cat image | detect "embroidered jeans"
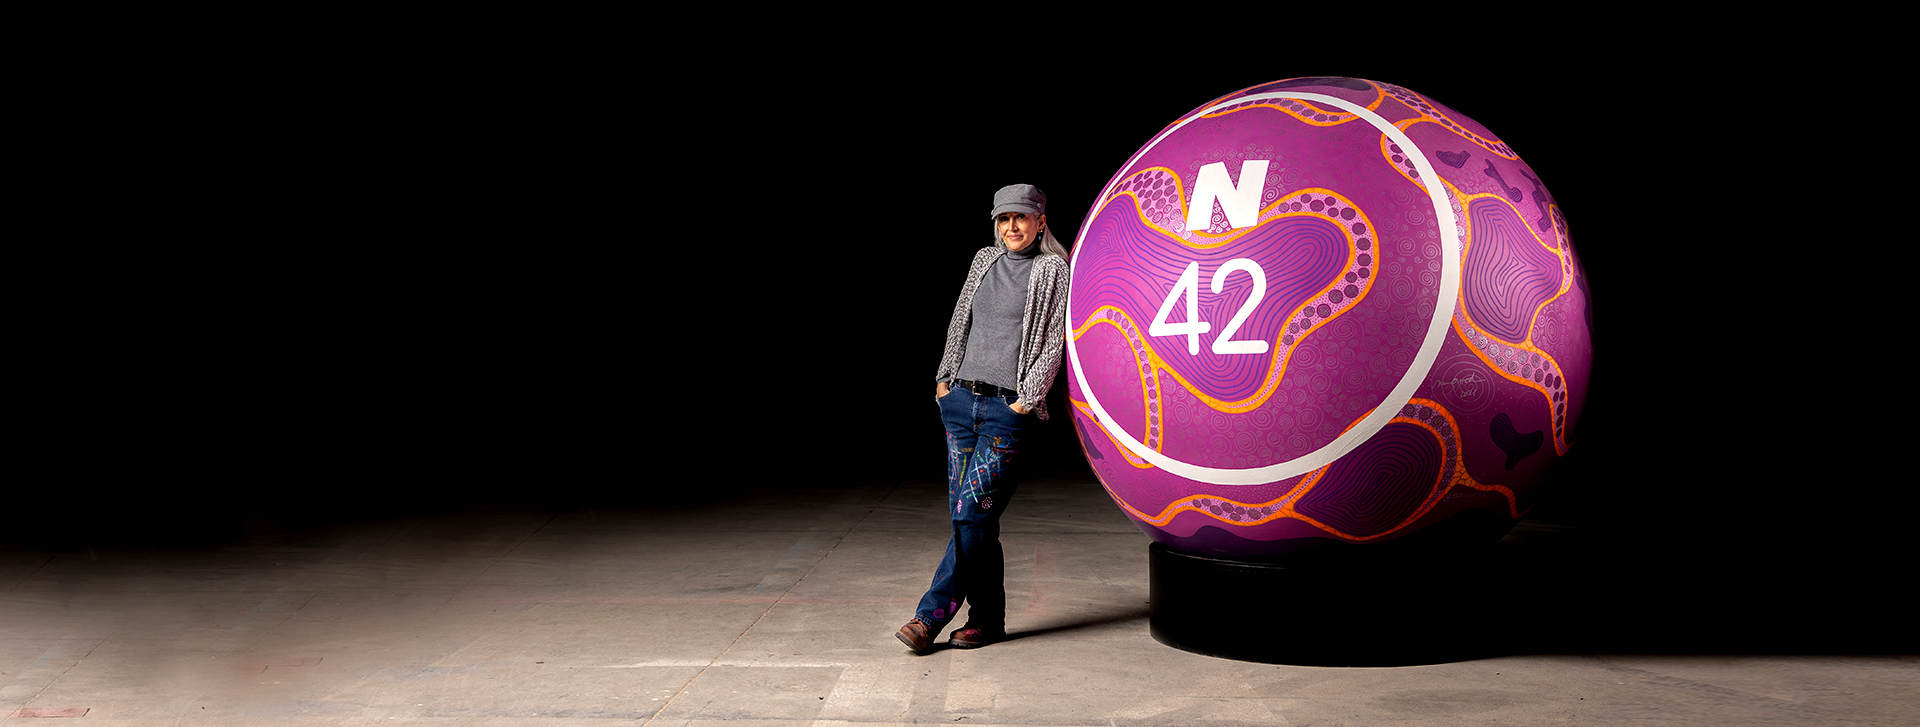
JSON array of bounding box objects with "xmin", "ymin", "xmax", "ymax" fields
[{"xmin": 914, "ymin": 387, "xmax": 1025, "ymax": 630}]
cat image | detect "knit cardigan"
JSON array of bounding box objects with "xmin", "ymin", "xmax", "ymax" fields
[{"xmin": 935, "ymin": 246, "xmax": 1071, "ymax": 421}]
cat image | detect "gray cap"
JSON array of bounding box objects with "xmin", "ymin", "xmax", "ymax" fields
[{"xmin": 990, "ymin": 184, "xmax": 1047, "ymax": 218}]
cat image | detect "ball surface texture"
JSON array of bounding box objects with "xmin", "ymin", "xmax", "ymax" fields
[{"xmin": 1067, "ymin": 77, "xmax": 1592, "ymax": 558}]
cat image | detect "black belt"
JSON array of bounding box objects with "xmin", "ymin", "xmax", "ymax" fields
[{"xmin": 952, "ymin": 379, "xmax": 1016, "ymax": 397}]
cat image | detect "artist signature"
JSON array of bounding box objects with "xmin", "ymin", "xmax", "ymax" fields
[{"xmin": 1436, "ymin": 372, "xmax": 1487, "ymax": 401}]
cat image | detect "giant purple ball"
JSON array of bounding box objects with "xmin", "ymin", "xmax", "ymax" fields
[{"xmin": 1066, "ymin": 77, "xmax": 1593, "ymax": 558}]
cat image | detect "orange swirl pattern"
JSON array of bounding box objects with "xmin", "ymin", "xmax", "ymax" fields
[
  {"xmin": 1073, "ymin": 309, "xmax": 1161, "ymax": 463},
  {"xmin": 1073, "ymin": 172, "xmax": 1383, "ymax": 451},
  {"xmin": 1071, "ymin": 397, "xmax": 1154, "ymax": 469},
  {"xmin": 1450, "ymin": 191, "xmax": 1578, "ymax": 455},
  {"xmin": 1381, "ymin": 82, "xmax": 1517, "ymax": 160},
  {"xmin": 1099, "ymin": 398, "xmax": 1518, "ymax": 541},
  {"xmin": 1065, "ymin": 76, "xmax": 1589, "ymax": 557},
  {"xmin": 1373, "ymin": 131, "xmax": 1578, "ymax": 456}
]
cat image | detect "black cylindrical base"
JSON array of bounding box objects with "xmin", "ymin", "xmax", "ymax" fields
[{"xmin": 1149, "ymin": 542, "xmax": 1498, "ymax": 666}]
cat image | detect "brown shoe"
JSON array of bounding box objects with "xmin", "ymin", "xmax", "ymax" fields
[
  {"xmin": 896, "ymin": 618, "xmax": 936, "ymax": 654},
  {"xmin": 948, "ymin": 623, "xmax": 1004, "ymax": 649}
]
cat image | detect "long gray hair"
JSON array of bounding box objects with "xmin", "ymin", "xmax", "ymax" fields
[{"xmin": 993, "ymin": 218, "xmax": 1072, "ymax": 262}]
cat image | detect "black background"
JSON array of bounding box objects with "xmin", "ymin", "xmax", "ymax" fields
[{"xmin": 18, "ymin": 34, "xmax": 1892, "ymax": 580}]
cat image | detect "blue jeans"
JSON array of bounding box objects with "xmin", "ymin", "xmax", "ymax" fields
[{"xmin": 914, "ymin": 386, "xmax": 1026, "ymax": 630}]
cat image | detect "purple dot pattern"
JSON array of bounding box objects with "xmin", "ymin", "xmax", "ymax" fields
[
  {"xmin": 1205, "ymin": 96, "xmax": 1360, "ymax": 128},
  {"xmin": 1186, "ymin": 497, "xmax": 1280, "ymax": 523},
  {"xmin": 1087, "ymin": 170, "xmax": 1383, "ymax": 448},
  {"xmin": 1157, "ymin": 398, "xmax": 1515, "ymax": 539},
  {"xmin": 1379, "ymin": 82, "xmax": 1516, "ymax": 159},
  {"xmin": 1068, "ymin": 77, "xmax": 1590, "ymax": 556},
  {"xmin": 1452, "ymin": 195, "xmax": 1579, "ymax": 455},
  {"xmin": 1083, "ymin": 306, "xmax": 1164, "ymax": 456},
  {"xmin": 1455, "ymin": 294, "xmax": 1574, "ymax": 455}
]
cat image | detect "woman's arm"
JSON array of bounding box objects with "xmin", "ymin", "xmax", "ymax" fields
[{"xmin": 1015, "ymin": 256, "xmax": 1072, "ymax": 420}]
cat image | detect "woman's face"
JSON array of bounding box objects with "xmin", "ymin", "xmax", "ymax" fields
[{"xmin": 997, "ymin": 211, "xmax": 1045, "ymax": 252}]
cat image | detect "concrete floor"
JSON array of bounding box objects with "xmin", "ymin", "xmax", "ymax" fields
[{"xmin": 2, "ymin": 473, "xmax": 1913, "ymax": 725}]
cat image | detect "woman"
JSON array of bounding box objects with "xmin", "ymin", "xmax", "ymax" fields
[{"xmin": 897, "ymin": 183, "xmax": 1072, "ymax": 654}]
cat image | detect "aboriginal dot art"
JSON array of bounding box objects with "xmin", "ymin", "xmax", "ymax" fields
[{"xmin": 1066, "ymin": 77, "xmax": 1592, "ymax": 557}]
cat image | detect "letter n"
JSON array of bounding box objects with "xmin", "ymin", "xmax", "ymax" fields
[{"xmin": 1184, "ymin": 160, "xmax": 1270, "ymax": 231}]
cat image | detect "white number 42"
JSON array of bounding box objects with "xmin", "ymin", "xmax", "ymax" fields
[{"xmin": 1148, "ymin": 259, "xmax": 1270, "ymax": 356}]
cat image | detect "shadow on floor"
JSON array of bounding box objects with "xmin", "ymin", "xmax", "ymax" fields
[{"xmin": 905, "ymin": 607, "xmax": 1154, "ymax": 656}]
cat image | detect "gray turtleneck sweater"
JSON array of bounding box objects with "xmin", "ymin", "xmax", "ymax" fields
[
  {"xmin": 935, "ymin": 244, "xmax": 1071, "ymax": 420},
  {"xmin": 954, "ymin": 243, "xmax": 1039, "ymax": 391}
]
